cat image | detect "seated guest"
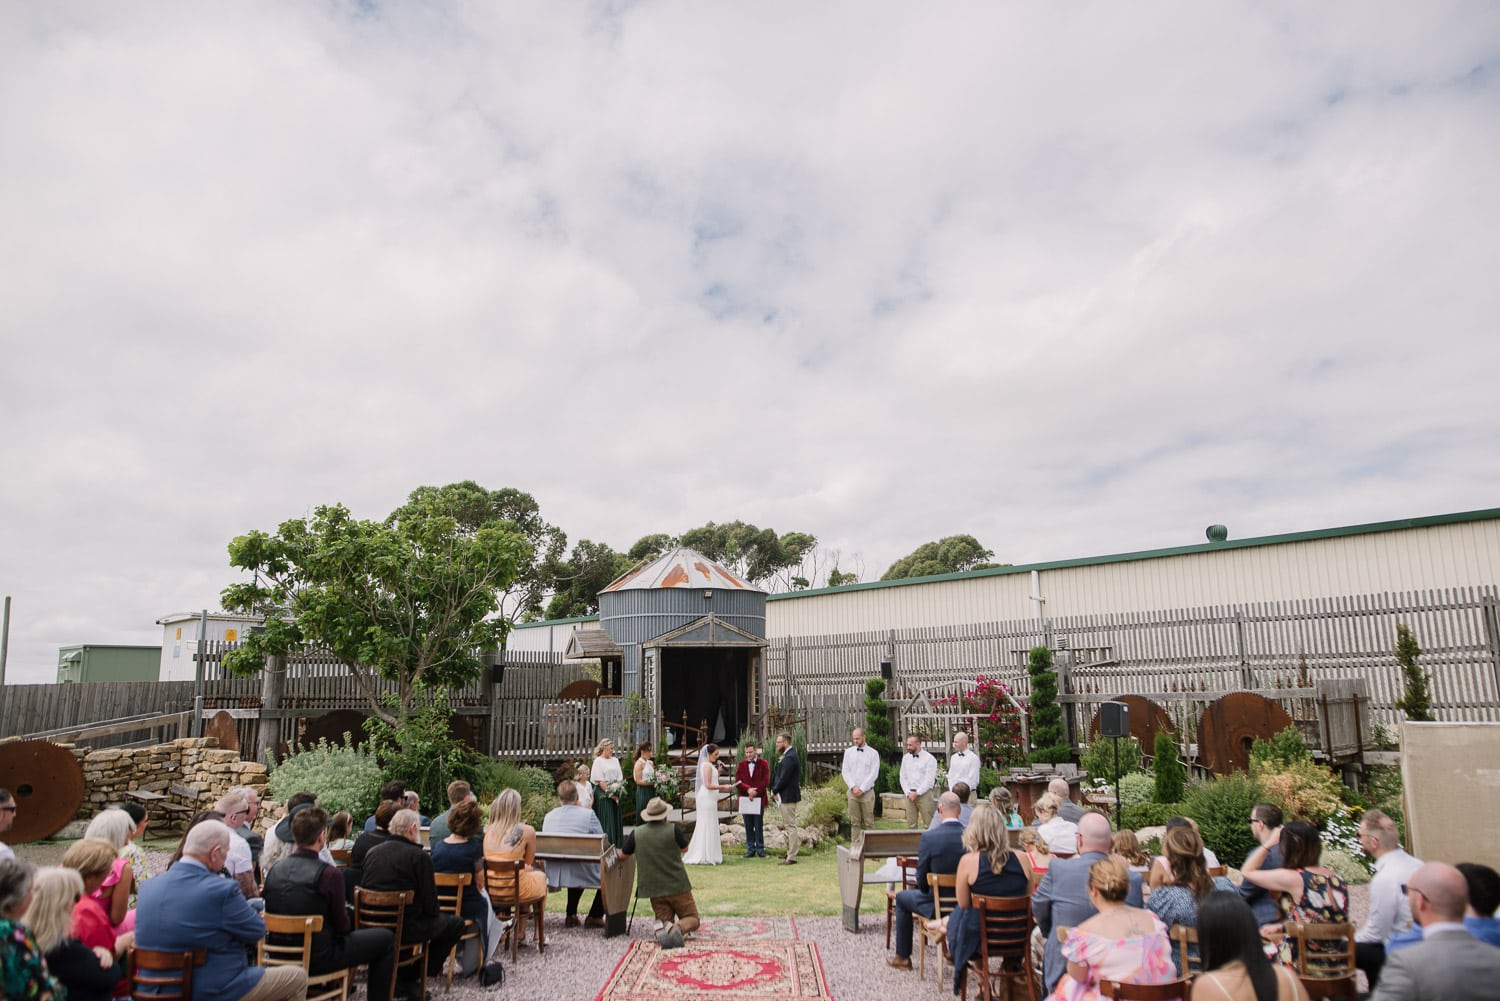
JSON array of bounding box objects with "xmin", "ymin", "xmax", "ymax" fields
[
  {"xmin": 1035, "ymin": 793, "xmax": 1080, "ymax": 856},
  {"xmin": 27, "ymin": 866, "xmax": 127, "ymax": 1001},
  {"xmin": 364, "ymin": 781, "xmax": 406, "ymax": 832},
  {"xmin": 1371, "ymin": 861, "xmax": 1500, "ymax": 1001},
  {"xmin": 166, "ymin": 810, "xmax": 226, "ymax": 869},
  {"xmin": 1387, "ymin": 861, "xmax": 1500, "ymax": 954},
  {"xmin": 260, "ymin": 792, "xmax": 335, "ymax": 874},
  {"xmin": 482, "ymin": 789, "xmax": 546, "ymax": 902},
  {"xmin": 886, "ymin": 791, "xmax": 966, "ymax": 972},
  {"xmin": 1112, "ymin": 829, "xmax": 1150, "ymax": 875},
  {"xmin": 1149, "ymin": 816, "xmax": 1221, "ymax": 891},
  {"xmin": 361, "ymin": 808, "xmax": 466, "ymax": 1001},
  {"xmin": 226, "ymin": 786, "xmax": 264, "ymax": 866},
  {"xmin": 136, "ymin": 819, "xmax": 307, "ymax": 1001},
  {"xmin": 1147, "ymin": 825, "xmax": 1235, "ymax": 974},
  {"xmin": 1353, "ymin": 809, "xmax": 1422, "ymax": 992},
  {"xmin": 212, "ymin": 792, "xmax": 261, "ymax": 906},
  {"xmin": 946, "ymin": 803, "xmax": 1035, "ymax": 992},
  {"xmin": 402, "ymin": 792, "xmax": 431, "ymax": 828},
  {"xmin": 60, "ymin": 839, "xmax": 128, "ymax": 973},
  {"xmin": 1045, "ymin": 857, "xmax": 1174, "ymax": 1001},
  {"xmin": 1034, "ymin": 812, "xmax": 1146, "ymax": 994},
  {"xmin": 1021, "ymin": 828, "xmax": 1052, "ymax": 889},
  {"xmin": 1240, "ymin": 819, "xmax": 1348, "ymax": 967},
  {"xmin": 326, "ymin": 812, "xmax": 356, "ymax": 852},
  {"xmin": 1191, "ymin": 891, "xmax": 1309, "ymax": 1001},
  {"xmin": 262, "ymin": 805, "xmax": 396, "ymax": 1001},
  {"xmin": 428, "ymin": 781, "xmax": 477, "ymax": 844},
  {"xmin": 989, "ymin": 786, "xmax": 1023, "ymax": 829},
  {"xmin": 1240, "ymin": 803, "xmax": 1285, "ymax": 925},
  {"xmin": 119, "ymin": 803, "xmax": 157, "ymax": 886},
  {"xmin": 928, "ymin": 783, "xmax": 975, "ymax": 829},
  {"xmin": 432, "ymin": 798, "xmax": 507, "ymax": 976},
  {"xmin": 349, "ymin": 799, "xmax": 402, "ymax": 882},
  {"xmin": 0, "ymin": 858, "xmax": 66, "ymax": 1000},
  {"xmin": 82, "ymin": 809, "xmax": 137, "ymax": 934},
  {"xmin": 541, "ymin": 780, "xmax": 607, "ymax": 928}
]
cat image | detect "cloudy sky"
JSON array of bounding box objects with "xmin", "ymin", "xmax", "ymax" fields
[{"xmin": 2, "ymin": 3, "xmax": 1498, "ymax": 684}]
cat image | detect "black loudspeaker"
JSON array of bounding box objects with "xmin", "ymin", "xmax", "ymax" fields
[
  {"xmin": 880, "ymin": 659, "xmax": 893, "ymax": 680},
  {"xmin": 1099, "ymin": 701, "xmax": 1129, "ymax": 738},
  {"xmin": 490, "ymin": 663, "xmax": 506, "ymax": 685}
]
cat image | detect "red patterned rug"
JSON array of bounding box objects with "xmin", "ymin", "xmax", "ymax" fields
[
  {"xmin": 596, "ymin": 940, "xmax": 833, "ymax": 1001},
  {"xmin": 692, "ymin": 916, "xmax": 798, "ymax": 941}
]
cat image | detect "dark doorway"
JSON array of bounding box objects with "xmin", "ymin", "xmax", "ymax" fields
[{"xmin": 659, "ymin": 647, "xmax": 751, "ymax": 747}]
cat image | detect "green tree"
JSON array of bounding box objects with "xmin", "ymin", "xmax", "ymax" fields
[
  {"xmin": 880, "ymin": 535, "xmax": 1005, "ymax": 580},
  {"xmin": 221, "ymin": 491, "xmax": 528, "ymax": 726},
  {"xmin": 1153, "ymin": 729, "xmax": 1187, "ymax": 804},
  {"xmin": 863, "ymin": 677, "xmax": 898, "ymax": 763},
  {"xmin": 827, "ymin": 567, "xmax": 861, "ymax": 587},
  {"xmin": 1027, "ymin": 646, "xmax": 1070, "ymax": 763},
  {"xmin": 1392, "ymin": 623, "xmax": 1434, "ymax": 721},
  {"xmin": 544, "ymin": 539, "xmax": 632, "ymax": 618},
  {"xmin": 678, "ymin": 520, "xmax": 818, "ymax": 589},
  {"xmin": 626, "ymin": 533, "xmax": 675, "ymax": 563}
]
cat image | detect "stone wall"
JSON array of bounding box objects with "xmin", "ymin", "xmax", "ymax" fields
[{"xmin": 72, "ymin": 737, "xmax": 272, "ymax": 834}]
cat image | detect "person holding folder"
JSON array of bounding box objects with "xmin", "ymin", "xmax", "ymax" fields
[{"xmin": 735, "ymin": 741, "xmax": 771, "ymax": 858}]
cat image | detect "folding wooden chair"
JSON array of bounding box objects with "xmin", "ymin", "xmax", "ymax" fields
[
  {"xmin": 885, "ymin": 855, "xmax": 920, "ymax": 950},
  {"xmin": 918, "ymin": 872, "xmax": 959, "ymax": 983},
  {"xmin": 1100, "ymin": 979, "xmax": 1193, "ymax": 1000},
  {"xmin": 353, "ymin": 887, "xmax": 426, "ymax": 1001},
  {"xmin": 484, "ymin": 856, "xmax": 546, "ymax": 961},
  {"xmin": 1168, "ymin": 923, "xmax": 1202, "ymax": 976},
  {"xmin": 329, "ymin": 849, "xmax": 352, "ymax": 868},
  {"xmin": 1284, "ymin": 920, "xmax": 1358, "ymax": 1000},
  {"xmin": 961, "ymin": 894, "xmax": 1036, "ymax": 1001},
  {"xmin": 127, "ymin": 947, "xmax": 204, "ymax": 1001},
  {"xmin": 1207, "ymin": 865, "xmax": 1229, "ymax": 879},
  {"xmin": 433, "ymin": 871, "xmax": 483, "ymax": 991},
  {"xmin": 259, "ymin": 913, "xmax": 350, "ymax": 1001}
]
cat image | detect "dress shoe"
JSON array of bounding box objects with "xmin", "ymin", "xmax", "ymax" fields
[
  {"xmin": 584, "ymin": 916, "xmax": 606, "ymax": 929},
  {"xmin": 779, "ymin": 858, "xmax": 797, "ymax": 865},
  {"xmin": 742, "ymin": 851, "xmax": 756, "ymax": 858},
  {"xmin": 886, "ymin": 956, "xmax": 912, "ymax": 971},
  {"xmin": 756, "ymin": 851, "xmax": 768, "ymax": 857},
  {"xmin": 564, "ymin": 915, "xmax": 581, "ymax": 928}
]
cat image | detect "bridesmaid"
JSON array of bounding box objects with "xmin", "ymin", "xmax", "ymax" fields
[
  {"xmin": 590, "ymin": 739, "xmax": 624, "ymax": 848},
  {"xmin": 633, "ymin": 742, "xmax": 658, "ymax": 820}
]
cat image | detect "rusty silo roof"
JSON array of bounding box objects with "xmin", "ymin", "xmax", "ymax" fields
[{"xmin": 601, "ymin": 547, "xmax": 762, "ymax": 593}]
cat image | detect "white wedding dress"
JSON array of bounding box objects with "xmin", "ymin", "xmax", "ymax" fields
[{"xmin": 684, "ymin": 759, "xmax": 722, "ymax": 865}]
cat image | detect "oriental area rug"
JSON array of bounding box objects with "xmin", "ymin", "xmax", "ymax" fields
[
  {"xmin": 692, "ymin": 917, "xmax": 799, "ymax": 941},
  {"xmin": 596, "ymin": 940, "xmax": 833, "ymax": 1001}
]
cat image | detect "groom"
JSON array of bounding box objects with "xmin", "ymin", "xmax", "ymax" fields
[{"xmin": 735, "ymin": 741, "xmax": 771, "ymax": 858}]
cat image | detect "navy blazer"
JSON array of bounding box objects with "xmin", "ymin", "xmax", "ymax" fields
[
  {"xmin": 771, "ymin": 747, "xmax": 801, "ymax": 803},
  {"xmin": 914, "ymin": 819, "xmax": 967, "ymax": 901},
  {"xmin": 136, "ymin": 858, "xmax": 267, "ymax": 1001}
]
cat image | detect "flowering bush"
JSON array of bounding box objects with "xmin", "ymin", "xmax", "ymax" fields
[
  {"xmin": 268, "ymin": 736, "xmax": 384, "ymax": 820},
  {"xmin": 1254, "ymin": 758, "xmax": 1344, "ymax": 826},
  {"xmin": 932, "ymin": 674, "xmax": 1026, "ymax": 769}
]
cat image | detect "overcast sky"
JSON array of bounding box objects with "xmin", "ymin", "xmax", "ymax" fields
[{"xmin": 3, "ymin": 3, "xmax": 1498, "ymax": 684}]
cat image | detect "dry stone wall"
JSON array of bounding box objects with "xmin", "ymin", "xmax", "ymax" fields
[{"xmin": 72, "ymin": 736, "xmax": 278, "ymax": 835}]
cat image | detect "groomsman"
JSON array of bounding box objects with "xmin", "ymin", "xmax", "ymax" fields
[
  {"xmin": 770, "ymin": 732, "xmax": 802, "ymax": 865},
  {"xmin": 899, "ymin": 734, "xmax": 938, "ymax": 829},
  {"xmin": 735, "ymin": 741, "xmax": 771, "ymax": 858},
  {"xmin": 947, "ymin": 732, "xmax": 981, "ymax": 804}
]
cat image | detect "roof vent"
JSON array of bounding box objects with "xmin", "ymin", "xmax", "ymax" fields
[{"xmin": 1206, "ymin": 524, "xmax": 1229, "ymax": 543}]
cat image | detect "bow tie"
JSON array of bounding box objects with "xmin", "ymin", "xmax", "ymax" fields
[{"xmin": 856, "ymin": 747, "xmax": 865, "ymax": 752}]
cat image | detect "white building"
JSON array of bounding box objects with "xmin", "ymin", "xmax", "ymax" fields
[{"xmin": 155, "ymin": 611, "xmax": 264, "ymax": 681}]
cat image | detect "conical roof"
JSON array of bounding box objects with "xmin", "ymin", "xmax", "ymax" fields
[{"xmin": 602, "ymin": 547, "xmax": 761, "ymax": 593}]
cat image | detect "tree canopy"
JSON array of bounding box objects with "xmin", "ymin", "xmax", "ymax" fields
[
  {"xmin": 880, "ymin": 534, "xmax": 1003, "ymax": 580},
  {"xmin": 220, "ymin": 487, "xmax": 530, "ymax": 725},
  {"xmin": 544, "ymin": 539, "xmax": 634, "ymax": 619}
]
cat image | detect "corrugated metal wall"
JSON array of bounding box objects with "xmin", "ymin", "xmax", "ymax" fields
[{"xmin": 598, "ymin": 587, "xmax": 767, "ymax": 696}]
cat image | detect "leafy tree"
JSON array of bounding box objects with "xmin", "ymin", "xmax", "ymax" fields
[
  {"xmin": 363, "ymin": 685, "xmax": 480, "ymax": 810},
  {"xmin": 1392, "ymin": 623, "xmax": 1434, "ymax": 721},
  {"xmin": 881, "ymin": 534, "xmax": 1005, "ymax": 580},
  {"xmin": 863, "ymin": 676, "xmax": 898, "ymax": 764},
  {"xmin": 221, "ymin": 490, "xmax": 528, "ymax": 726},
  {"xmin": 1027, "ymin": 646, "xmax": 1070, "ymax": 763},
  {"xmin": 678, "ymin": 520, "xmax": 818, "ymax": 589},
  {"xmin": 626, "ymin": 533, "xmax": 674, "ymax": 563},
  {"xmin": 544, "ymin": 539, "xmax": 632, "ymax": 618},
  {"xmin": 1153, "ymin": 730, "xmax": 1187, "ymax": 804},
  {"xmin": 827, "ymin": 566, "xmax": 861, "ymax": 587},
  {"xmin": 1080, "ymin": 734, "xmax": 1143, "ymax": 785}
]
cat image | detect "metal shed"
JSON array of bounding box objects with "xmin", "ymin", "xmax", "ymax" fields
[{"xmin": 597, "ymin": 547, "xmax": 768, "ymax": 747}]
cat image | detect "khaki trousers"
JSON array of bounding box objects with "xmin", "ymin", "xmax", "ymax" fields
[
  {"xmin": 847, "ymin": 788, "xmax": 876, "ymax": 840},
  {"xmin": 236, "ymin": 965, "xmax": 308, "ymax": 1001},
  {"xmin": 906, "ymin": 790, "xmax": 935, "ymax": 829},
  {"xmin": 778, "ymin": 800, "xmax": 800, "ymax": 861}
]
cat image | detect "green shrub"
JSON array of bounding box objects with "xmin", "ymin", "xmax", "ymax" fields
[
  {"xmin": 978, "ymin": 766, "xmax": 1002, "ymax": 798},
  {"xmin": 519, "ymin": 791, "xmax": 555, "ymax": 828},
  {"xmin": 1027, "ymin": 646, "xmax": 1071, "ymax": 763},
  {"xmin": 1153, "ymin": 731, "xmax": 1186, "ymax": 804},
  {"xmin": 1080, "ymin": 736, "xmax": 1143, "ymax": 785},
  {"xmin": 879, "ymin": 762, "xmax": 900, "ymax": 801},
  {"xmin": 799, "ymin": 782, "xmax": 848, "ymax": 832},
  {"xmin": 1119, "ymin": 772, "xmax": 1155, "ymax": 812},
  {"xmin": 1322, "ymin": 846, "xmax": 1372, "ymax": 885},
  {"xmin": 1184, "ymin": 772, "xmax": 1263, "ymax": 864},
  {"xmin": 363, "ymin": 687, "xmax": 481, "ymax": 812},
  {"xmin": 268, "ymin": 736, "xmax": 384, "ymax": 820},
  {"xmin": 1392, "ymin": 623, "xmax": 1434, "ymax": 721},
  {"xmin": 1249, "ymin": 726, "xmax": 1312, "ymax": 772},
  {"xmin": 1255, "ymin": 758, "xmax": 1344, "ymax": 826},
  {"xmin": 1122, "ymin": 801, "xmax": 1185, "ymax": 830},
  {"xmin": 864, "ymin": 677, "xmax": 898, "ymax": 762},
  {"xmin": 472, "ymin": 759, "xmax": 554, "ymax": 799}
]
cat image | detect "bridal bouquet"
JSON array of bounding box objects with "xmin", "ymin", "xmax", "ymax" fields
[{"xmin": 603, "ymin": 779, "xmax": 626, "ymax": 802}]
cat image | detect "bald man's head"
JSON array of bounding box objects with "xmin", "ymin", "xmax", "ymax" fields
[
  {"xmin": 1078, "ymin": 811, "xmax": 1113, "ymax": 853},
  {"xmin": 1409, "ymin": 862, "xmax": 1469, "ymax": 924},
  {"xmin": 1047, "ymin": 777, "xmax": 1071, "ymax": 799},
  {"xmin": 937, "ymin": 792, "xmax": 962, "ymax": 818}
]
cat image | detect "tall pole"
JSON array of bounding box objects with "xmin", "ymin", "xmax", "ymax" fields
[
  {"xmin": 192, "ymin": 609, "xmax": 208, "ymax": 738},
  {"xmin": 0, "ymin": 596, "xmax": 11, "ymax": 732},
  {"xmin": 1113, "ymin": 735, "xmax": 1122, "ymax": 829}
]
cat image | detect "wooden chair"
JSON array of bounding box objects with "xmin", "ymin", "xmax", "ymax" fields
[
  {"xmin": 353, "ymin": 887, "xmax": 426, "ymax": 1001},
  {"xmin": 433, "ymin": 871, "xmax": 483, "ymax": 992},
  {"xmin": 1284, "ymin": 920, "xmax": 1358, "ymax": 1000},
  {"xmin": 1168, "ymin": 924, "xmax": 1202, "ymax": 976},
  {"xmin": 1100, "ymin": 979, "xmax": 1193, "ymax": 1000},
  {"xmin": 885, "ymin": 855, "xmax": 920, "ymax": 950},
  {"xmin": 918, "ymin": 873, "xmax": 959, "ymax": 983},
  {"xmin": 127, "ymin": 947, "xmax": 204, "ymax": 1001},
  {"xmin": 329, "ymin": 849, "xmax": 352, "ymax": 868},
  {"xmin": 259, "ymin": 913, "xmax": 350, "ymax": 1001},
  {"xmin": 484, "ymin": 856, "xmax": 546, "ymax": 961},
  {"xmin": 1207, "ymin": 865, "xmax": 1229, "ymax": 879},
  {"xmin": 957, "ymin": 894, "xmax": 1037, "ymax": 1001}
]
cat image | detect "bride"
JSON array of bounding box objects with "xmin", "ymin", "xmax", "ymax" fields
[{"xmin": 684, "ymin": 743, "xmax": 725, "ymax": 865}]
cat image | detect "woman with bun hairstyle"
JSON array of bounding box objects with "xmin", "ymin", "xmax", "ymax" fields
[
  {"xmin": 1190, "ymin": 891, "xmax": 1309, "ymax": 1001},
  {"xmin": 1044, "ymin": 857, "xmax": 1175, "ymax": 1001}
]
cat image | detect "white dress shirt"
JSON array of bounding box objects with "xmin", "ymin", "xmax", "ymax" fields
[
  {"xmin": 842, "ymin": 744, "xmax": 881, "ymax": 794},
  {"xmin": 1359, "ymin": 847, "xmax": 1423, "ymax": 944},
  {"xmin": 900, "ymin": 749, "xmax": 938, "ymax": 796},
  {"xmin": 947, "ymin": 749, "xmax": 981, "ymax": 791}
]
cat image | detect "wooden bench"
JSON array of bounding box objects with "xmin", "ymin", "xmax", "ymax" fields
[
  {"xmin": 837, "ymin": 829, "xmax": 924, "ymax": 932},
  {"xmin": 534, "ymin": 833, "xmax": 637, "ymax": 938}
]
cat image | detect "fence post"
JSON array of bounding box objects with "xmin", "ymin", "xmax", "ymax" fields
[{"xmin": 256, "ymin": 653, "xmax": 285, "ymax": 764}]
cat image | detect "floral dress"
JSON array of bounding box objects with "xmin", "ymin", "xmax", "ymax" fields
[
  {"xmin": 0, "ymin": 919, "xmax": 64, "ymax": 1000},
  {"xmin": 1044, "ymin": 915, "xmax": 1177, "ymax": 1001},
  {"xmin": 1278, "ymin": 869, "xmax": 1350, "ymax": 967}
]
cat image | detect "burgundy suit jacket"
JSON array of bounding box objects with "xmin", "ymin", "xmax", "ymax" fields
[{"xmin": 735, "ymin": 757, "xmax": 770, "ymax": 799}]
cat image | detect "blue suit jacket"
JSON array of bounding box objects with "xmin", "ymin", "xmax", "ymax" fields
[
  {"xmin": 771, "ymin": 748, "xmax": 801, "ymax": 803},
  {"xmin": 915, "ymin": 819, "xmax": 967, "ymax": 902},
  {"xmin": 1033, "ymin": 850, "xmax": 1145, "ymax": 992},
  {"xmin": 135, "ymin": 858, "xmax": 266, "ymax": 1001}
]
